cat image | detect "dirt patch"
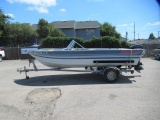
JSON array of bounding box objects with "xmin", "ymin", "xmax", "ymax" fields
[
  {"xmin": 0, "ymin": 103, "xmax": 26, "ymax": 120},
  {"xmin": 24, "ymin": 88, "xmax": 61, "ymax": 120},
  {"xmin": 0, "ymin": 88, "xmax": 61, "ymax": 120},
  {"xmin": 108, "ymin": 94, "xmax": 118, "ymax": 100},
  {"xmin": 25, "ymin": 88, "xmax": 61, "ymax": 104}
]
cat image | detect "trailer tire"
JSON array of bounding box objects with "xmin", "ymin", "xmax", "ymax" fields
[
  {"xmin": 103, "ymin": 68, "xmax": 119, "ymax": 83},
  {"xmin": 0, "ymin": 55, "xmax": 2, "ymax": 62}
]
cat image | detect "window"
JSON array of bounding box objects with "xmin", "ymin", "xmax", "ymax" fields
[{"xmin": 86, "ymin": 29, "xmax": 94, "ymax": 36}]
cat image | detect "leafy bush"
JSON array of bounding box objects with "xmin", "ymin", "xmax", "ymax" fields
[
  {"xmin": 41, "ymin": 36, "xmax": 130, "ymax": 48},
  {"xmin": 101, "ymin": 36, "xmax": 121, "ymax": 48},
  {"xmin": 120, "ymin": 40, "xmax": 130, "ymax": 48},
  {"xmin": 42, "ymin": 37, "xmax": 84, "ymax": 48}
]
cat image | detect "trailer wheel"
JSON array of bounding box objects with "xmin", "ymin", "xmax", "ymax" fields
[{"xmin": 103, "ymin": 68, "xmax": 119, "ymax": 83}]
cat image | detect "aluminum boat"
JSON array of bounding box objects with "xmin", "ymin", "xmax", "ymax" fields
[{"xmin": 29, "ymin": 40, "xmax": 145, "ymax": 68}]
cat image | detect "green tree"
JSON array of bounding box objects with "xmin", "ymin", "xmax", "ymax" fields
[
  {"xmin": 0, "ymin": 9, "xmax": 10, "ymax": 46},
  {"xmin": 100, "ymin": 22, "xmax": 121, "ymax": 39},
  {"xmin": 49, "ymin": 27, "xmax": 65, "ymax": 37},
  {"xmin": 37, "ymin": 19, "xmax": 50, "ymax": 39},
  {"xmin": 148, "ymin": 33, "xmax": 155, "ymax": 39},
  {"xmin": 37, "ymin": 19, "xmax": 65, "ymax": 39},
  {"xmin": 5, "ymin": 23, "xmax": 36, "ymax": 46}
]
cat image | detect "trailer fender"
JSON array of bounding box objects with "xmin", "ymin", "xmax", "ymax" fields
[{"xmin": 102, "ymin": 67, "xmax": 120, "ymax": 75}]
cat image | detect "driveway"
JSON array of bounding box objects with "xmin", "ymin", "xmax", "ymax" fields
[{"xmin": 0, "ymin": 58, "xmax": 160, "ymax": 120}]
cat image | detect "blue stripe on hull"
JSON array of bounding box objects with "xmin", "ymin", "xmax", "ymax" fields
[{"xmin": 31, "ymin": 54, "xmax": 140, "ymax": 59}]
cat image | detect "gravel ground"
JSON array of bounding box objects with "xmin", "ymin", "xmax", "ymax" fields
[{"xmin": 0, "ymin": 58, "xmax": 160, "ymax": 120}]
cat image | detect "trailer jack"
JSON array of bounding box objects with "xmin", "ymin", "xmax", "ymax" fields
[{"xmin": 17, "ymin": 59, "xmax": 38, "ymax": 79}]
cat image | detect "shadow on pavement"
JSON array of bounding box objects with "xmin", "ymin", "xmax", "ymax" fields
[
  {"xmin": 14, "ymin": 73, "xmax": 141, "ymax": 86},
  {"xmin": 150, "ymin": 58, "xmax": 160, "ymax": 61}
]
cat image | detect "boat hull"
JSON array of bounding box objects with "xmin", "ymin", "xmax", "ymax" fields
[{"xmin": 30, "ymin": 49, "xmax": 144, "ymax": 67}]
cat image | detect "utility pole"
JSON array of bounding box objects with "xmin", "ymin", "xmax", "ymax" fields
[
  {"xmin": 134, "ymin": 22, "xmax": 135, "ymax": 40},
  {"xmin": 126, "ymin": 32, "xmax": 128, "ymax": 41},
  {"xmin": 158, "ymin": 31, "xmax": 160, "ymax": 38},
  {"xmin": 138, "ymin": 33, "xmax": 139, "ymax": 40}
]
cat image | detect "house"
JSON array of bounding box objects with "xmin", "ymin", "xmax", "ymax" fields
[
  {"xmin": 51, "ymin": 20, "xmax": 100, "ymax": 40},
  {"xmin": 129, "ymin": 38, "xmax": 160, "ymax": 45},
  {"xmin": 50, "ymin": 20, "xmax": 75, "ymax": 38},
  {"xmin": 75, "ymin": 21, "xmax": 100, "ymax": 40},
  {"xmin": 120, "ymin": 37, "xmax": 127, "ymax": 41}
]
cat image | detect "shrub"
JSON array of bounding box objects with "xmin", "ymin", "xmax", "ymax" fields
[
  {"xmin": 42, "ymin": 37, "xmax": 84, "ymax": 48},
  {"xmin": 41, "ymin": 36, "xmax": 130, "ymax": 48}
]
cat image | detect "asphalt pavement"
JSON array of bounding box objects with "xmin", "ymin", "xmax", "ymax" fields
[{"xmin": 0, "ymin": 58, "xmax": 160, "ymax": 120}]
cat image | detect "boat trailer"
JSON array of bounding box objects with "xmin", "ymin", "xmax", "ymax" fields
[{"xmin": 17, "ymin": 59, "xmax": 143, "ymax": 83}]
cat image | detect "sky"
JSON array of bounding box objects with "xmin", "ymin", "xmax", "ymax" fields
[{"xmin": 1, "ymin": 0, "xmax": 160, "ymax": 40}]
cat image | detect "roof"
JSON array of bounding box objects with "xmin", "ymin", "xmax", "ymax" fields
[
  {"xmin": 129, "ymin": 38, "xmax": 160, "ymax": 45},
  {"xmin": 129, "ymin": 40, "xmax": 146, "ymax": 44},
  {"xmin": 32, "ymin": 20, "xmax": 100, "ymax": 30},
  {"xmin": 75, "ymin": 21, "xmax": 100, "ymax": 29},
  {"xmin": 144, "ymin": 40, "xmax": 160, "ymax": 44},
  {"xmin": 120, "ymin": 37, "xmax": 127, "ymax": 40},
  {"xmin": 50, "ymin": 20, "xmax": 100, "ymax": 29},
  {"xmin": 51, "ymin": 20, "xmax": 75, "ymax": 29}
]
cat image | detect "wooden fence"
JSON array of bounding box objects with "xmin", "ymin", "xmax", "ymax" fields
[
  {"xmin": 2, "ymin": 44, "xmax": 160, "ymax": 60},
  {"xmin": 3, "ymin": 47, "xmax": 33, "ymax": 60}
]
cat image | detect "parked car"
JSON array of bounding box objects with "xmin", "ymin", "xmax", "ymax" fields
[
  {"xmin": 30, "ymin": 43, "xmax": 39, "ymax": 48},
  {"xmin": 129, "ymin": 44, "xmax": 143, "ymax": 49},
  {"xmin": 152, "ymin": 46, "xmax": 160, "ymax": 60},
  {"xmin": 0, "ymin": 47, "xmax": 5, "ymax": 62}
]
